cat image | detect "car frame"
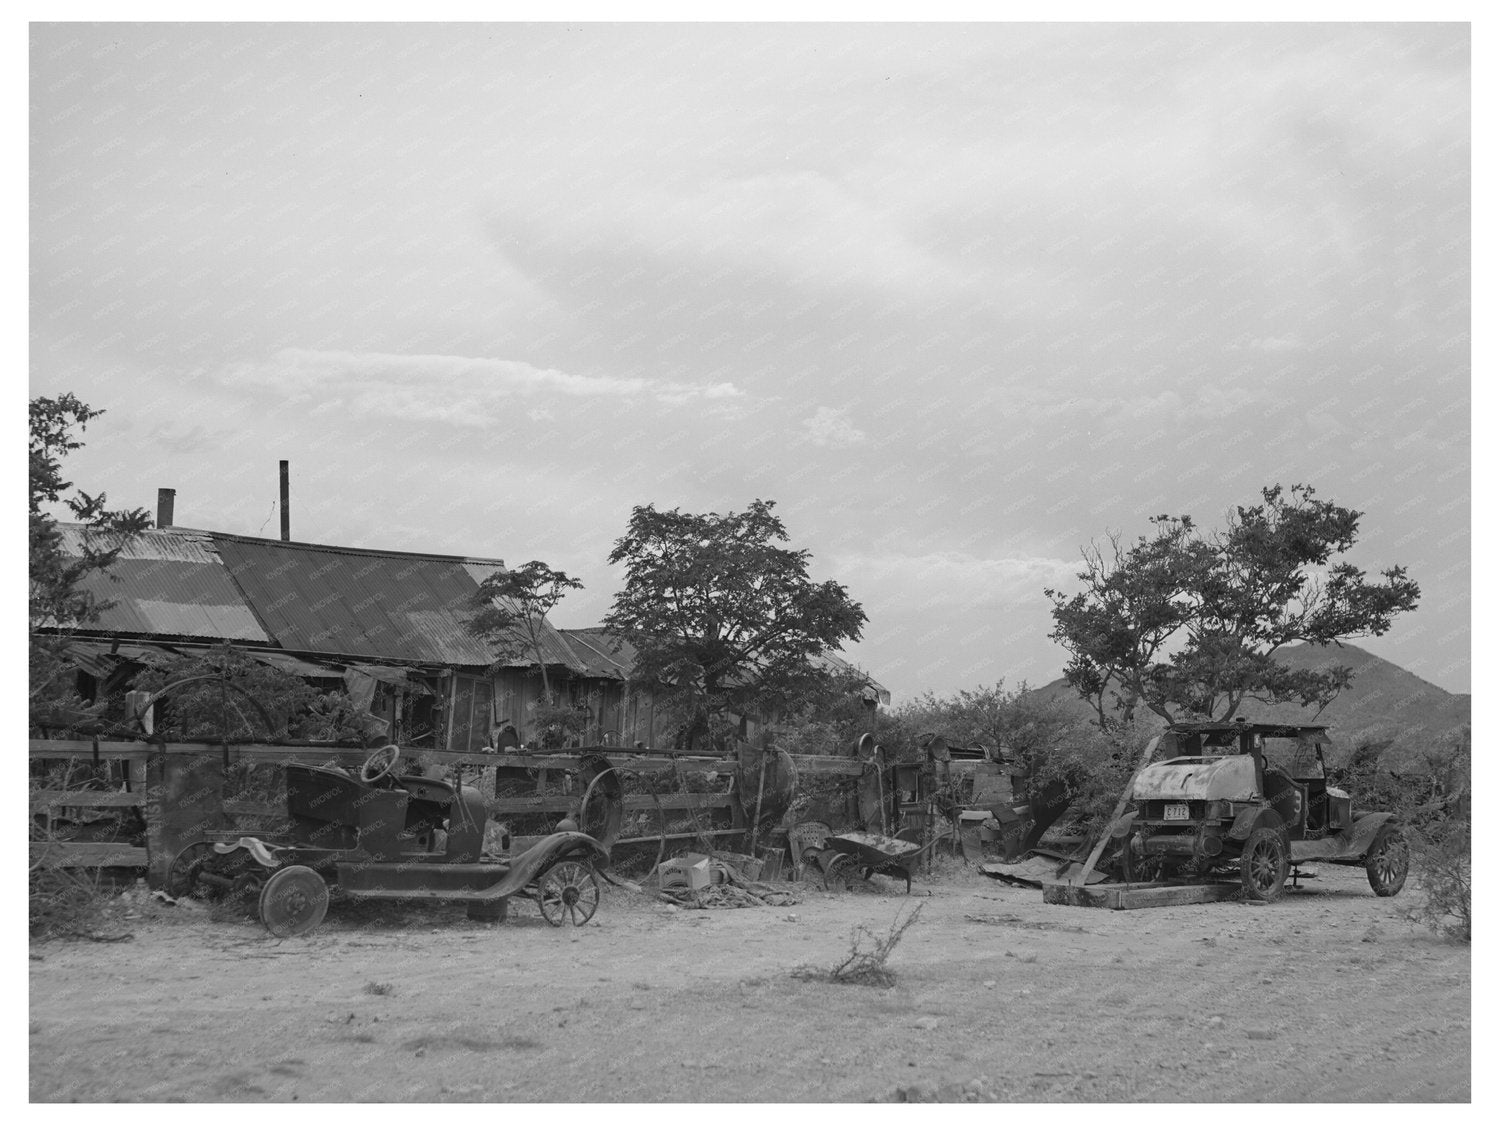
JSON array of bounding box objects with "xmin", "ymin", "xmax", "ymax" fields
[
  {"xmin": 1119, "ymin": 720, "xmax": 1408, "ymax": 901},
  {"xmin": 167, "ymin": 744, "xmax": 611, "ymax": 935}
]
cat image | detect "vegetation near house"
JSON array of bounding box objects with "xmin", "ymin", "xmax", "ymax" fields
[
  {"xmin": 1046, "ymin": 483, "xmax": 1421, "ymax": 728},
  {"xmin": 603, "ymin": 499, "xmax": 867, "ymax": 751},
  {"xmin": 469, "ymin": 561, "xmax": 585, "ymax": 700},
  {"xmin": 29, "ymin": 394, "xmax": 150, "ymax": 729}
]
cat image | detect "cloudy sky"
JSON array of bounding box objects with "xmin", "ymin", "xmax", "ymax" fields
[{"xmin": 30, "ymin": 23, "xmax": 1470, "ymax": 702}]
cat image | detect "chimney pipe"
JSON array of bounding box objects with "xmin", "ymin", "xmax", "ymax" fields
[
  {"xmin": 156, "ymin": 488, "xmax": 176, "ymax": 529},
  {"xmin": 279, "ymin": 460, "xmax": 290, "ymax": 542}
]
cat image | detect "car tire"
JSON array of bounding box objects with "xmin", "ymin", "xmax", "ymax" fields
[
  {"xmin": 1240, "ymin": 827, "xmax": 1288, "ymax": 902},
  {"xmin": 1365, "ymin": 824, "xmax": 1409, "ymax": 897}
]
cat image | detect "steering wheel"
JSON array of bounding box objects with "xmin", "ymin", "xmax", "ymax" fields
[{"xmin": 360, "ymin": 744, "xmax": 402, "ymax": 784}]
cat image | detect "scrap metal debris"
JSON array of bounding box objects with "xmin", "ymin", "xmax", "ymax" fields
[{"xmin": 663, "ymin": 883, "xmax": 800, "ymax": 909}]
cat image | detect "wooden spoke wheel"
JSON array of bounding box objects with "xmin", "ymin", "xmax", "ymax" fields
[
  {"xmin": 258, "ymin": 865, "xmax": 329, "ymax": 938},
  {"xmin": 1239, "ymin": 828, "xmax": 1289, "ymax": 903},
  {"xmin": 538, "ymin": 861, "xmax": 601, "ymax": 927},
  {"xmin": 165, "ymin": 842, "xmax": 220, "ymax": 901},
  {"xmin": 1365, "ymin": 825, "xmax": 1410, "ymax": 897}
]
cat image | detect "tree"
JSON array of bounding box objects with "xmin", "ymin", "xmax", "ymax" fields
[
  {"xmin": 603, "ymin": 499, "xmax": 867, "ymax": 750},
  {"xmin": 468, "ymin": 560, "xmax": 583, "ymax": 700},
  {"xmin": 29, "ymin": 394, "xmax": 150, "ymax": 727},
  {"xmin": 1046, "ymin": 484, "xmax": 1421, "ymax": 728}
]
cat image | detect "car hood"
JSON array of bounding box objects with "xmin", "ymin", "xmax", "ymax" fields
[{"xmin": 1132, "ymin": 756, "xmax": 1257, "ymax": 801}]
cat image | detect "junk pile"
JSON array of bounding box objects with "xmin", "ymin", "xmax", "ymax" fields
[{"xmin": 654, "ymin": 851, "xmax": 801, "ymax": 909}]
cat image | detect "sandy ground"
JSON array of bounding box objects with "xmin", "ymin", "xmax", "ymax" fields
[{"xmin": 29, "ymin": 861, "xmax": 1469, "ymax": 1103}]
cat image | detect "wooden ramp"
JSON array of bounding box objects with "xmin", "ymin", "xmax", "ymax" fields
[{"xmin": 1043, "ymin": 881, "xmax": 1243, "ymax": 909}]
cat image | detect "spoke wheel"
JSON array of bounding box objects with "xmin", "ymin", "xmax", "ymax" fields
[
  {"xmin": 1365, "ymin": 825, "xmax": 1409, "ymax": 897},
  {"xmin": 259, "ymin": 865, "xmax": 329, "ymax": 938},
  {"xmin": 166, "ymin": 842, "xmax": 219, "ymax": 901},
  {"xmin": 1240, "ymin": 828, "xmax": 1288, "ymax": 902},
  {"xmin": 538, "ymin": 860, "xmax": 600, "ymax": 927}
]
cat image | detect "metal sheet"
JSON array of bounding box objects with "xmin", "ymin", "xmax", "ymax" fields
[
  {"xmin": 58, "ymin": 525, "xmax": 268, "ymax": 642},
  {"xmin": 560, "ymin": 628, "xmax": 635, "ymax": 679},
  {"xmin": 211, "ymin": 534, "xmax": 582, "ymax": 669},
  {"xmin": 245, "ymin": 650, "xmax": 342, "ymax": 678}
]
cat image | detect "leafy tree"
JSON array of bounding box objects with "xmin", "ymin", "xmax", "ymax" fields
[
  {"xmin": 603, "ymin": 499, "xmax": 866, "ymax": 750},
  {"xmin": 1046, "ymin": 484, "xmax": 1421, "ymax": 728},
  {"xmin": 468, "ymin": 560, "xmax": 583, "ymax": 699},
  {"xmin": 29, "ymin": 394, "xmax": 150, "ymax": 728}
]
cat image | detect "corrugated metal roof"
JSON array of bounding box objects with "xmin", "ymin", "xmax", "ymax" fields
[
  {"xmin": 56, "ymin": 524, "xmax": 270, "ymax": 642},
  {"xmin": 211, "ymin": 533, "xmax": 583, "ymax": 670},
  {"xmin": 560, "ymin": 628, "xmax": 636, "ymax": 679}
]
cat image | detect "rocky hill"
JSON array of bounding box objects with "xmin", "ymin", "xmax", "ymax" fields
[{"xmin": 1026, "ymin": 642, "xmax": 1469, "ymax": 770}]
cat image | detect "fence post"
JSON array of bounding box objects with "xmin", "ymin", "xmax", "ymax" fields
[{"xmin": 144, "ymin": 748, "xmax": 229, "ymax": 890}]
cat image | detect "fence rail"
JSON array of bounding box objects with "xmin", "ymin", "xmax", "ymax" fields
[{"xmin": 33, "ymin": 738, "xmax": 889, "ymax": 880}]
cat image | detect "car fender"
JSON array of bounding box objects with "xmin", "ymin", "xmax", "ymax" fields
[
  {"xmin": 211, "ymin": 836, "xmax": 282, "ymax": 868},
  {"xmin": 469, "ymin": 831, "xmax": 611, "ymax": 903},
  {"xmin": 1227, "ymin": 808, "xmax": 1283, "ymax": 842},
  {"xmin": 1110, "ymin": 811, "xmax": 1138, "ymax": 839},
  {"xmin": 1345, "ymin": 811, "xmax": 1397, "ymax": 858}
]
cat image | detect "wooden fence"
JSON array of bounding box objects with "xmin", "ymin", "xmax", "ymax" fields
[{"xmin": 29, "ymin": 739, "xmax": 887, "ymax": 886}]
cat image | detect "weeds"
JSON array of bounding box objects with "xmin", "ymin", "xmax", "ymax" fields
[
  {"xmin": 793, "ymin": 902, "xmax": 923, "ymax": 987},
  {"xmin": 1401, "ymin": 817, "xmax": 1470, "ymax": 943}
]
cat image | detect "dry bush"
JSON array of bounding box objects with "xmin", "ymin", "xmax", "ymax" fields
[
  {"xmin": 793, "ymin": 901, "xmax": 923, "ymax": 987},
  {"xmin": 1402, "ymin": 817, "xmax": 1471, "ymax": 943},
  {"xmin": 29, "ymin": 862, "xmax": 109, "ymax": 940}
]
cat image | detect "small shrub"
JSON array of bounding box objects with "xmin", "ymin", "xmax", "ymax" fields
[
  {"xmin": 1402, "ymin": 817, "xmax": 1470, "ymax": 943},
  {"xmin": 793, "ymin": 902, "xmax": 923, "ymax": 987},
  {"xmin": 363, "ymin": 981, "xmax": 395, "ymax": 996}
]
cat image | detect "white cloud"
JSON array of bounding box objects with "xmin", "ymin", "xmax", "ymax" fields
[
  {"xmin": 802, "ymin": 406, "xmax": 867, "ymax": 449},
  {"xmin": 213, "ymin": 348, "xmax": 743, "ymax": 426},
  {"xmin": 836, "ymin": 550, "xmax": 1079, "ymax": 607}
]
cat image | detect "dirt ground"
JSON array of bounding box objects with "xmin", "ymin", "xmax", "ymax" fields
[{"xmin": 29, "ymin": 860, "xmax": 1469, "ymax": 1103}]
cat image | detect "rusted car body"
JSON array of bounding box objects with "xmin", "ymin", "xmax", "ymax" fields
[
  {"xmin": 1119, "ymin": 721, "xmax": 1407, "ymax": 901},
  {"xmin": 169, "ymin": 746, "xmax": 610, "ymax": 936}
]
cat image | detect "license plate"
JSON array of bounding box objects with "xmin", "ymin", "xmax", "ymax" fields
[{"xmin": 1164, "ymin": 803, "xmax": 1190, "ymax": 821}]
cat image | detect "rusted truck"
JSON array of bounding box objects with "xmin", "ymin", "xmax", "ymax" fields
[{"xmin": 1119, "ymin": 721, "xmax": 1408, "ymax": 901}]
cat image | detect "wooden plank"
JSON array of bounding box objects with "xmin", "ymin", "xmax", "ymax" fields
[
  {"xmin": 29, "ymin": 740, "xmax": 153, "ymax": 762},
  {"xmin": 787, "ymin": 755, "xmax": 866, "ymax": 777},
  {"xmin": 29, "ymin": 790, "xmax": 145, "ymax": 811},
  {"xmin": 611, "ymin": 829, "xmax": 745, "ymax": 846},
  {"xmin": 490, "ymin": 792, "xmax": 735, "ymax": 815},
  {"xmin": 1043, "ymin": 881, "xmax": 1242, "ymax": 909},
  {"xmin": 30, "ymin": 842, "xmax": 148, "ymax": 868},
  {"xmin": 30, "ymin": 740, "xmax": 739, "ymax": 773}
]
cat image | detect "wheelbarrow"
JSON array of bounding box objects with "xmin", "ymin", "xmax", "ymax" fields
[{"xmin": 817, "ymin": 829, "xmax": 954, "ymax": 895}]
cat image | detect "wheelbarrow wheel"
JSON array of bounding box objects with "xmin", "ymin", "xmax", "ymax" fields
[
  {"xmin": 538, "ymin": 860, "xmax": 601, "ymax": 927},
  {"xmin": 259, "ymin": 865, "xmax": 329, "ymax": 938},
  {"xmin": 822, "ymin": 852, "xmax": 858, "ymax": 893}
]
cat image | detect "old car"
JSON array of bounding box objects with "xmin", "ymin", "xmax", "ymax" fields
[
  {"xmin": 1120, "ymin": 721, "xmax": 1408, "ymax": 901},
  {"xmin": 167, "ymin": 744, "xmax": 611, "ymax": 936}
]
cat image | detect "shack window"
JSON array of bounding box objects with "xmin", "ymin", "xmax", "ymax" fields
[{"xmin": 448, "ymin": 674, "xmax": 495, "ymax": 752}]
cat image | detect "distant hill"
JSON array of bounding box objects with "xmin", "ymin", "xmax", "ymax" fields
[{"xmin": 1025, "ymin": 642, "xmax": 1469, "ymax": 770}]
